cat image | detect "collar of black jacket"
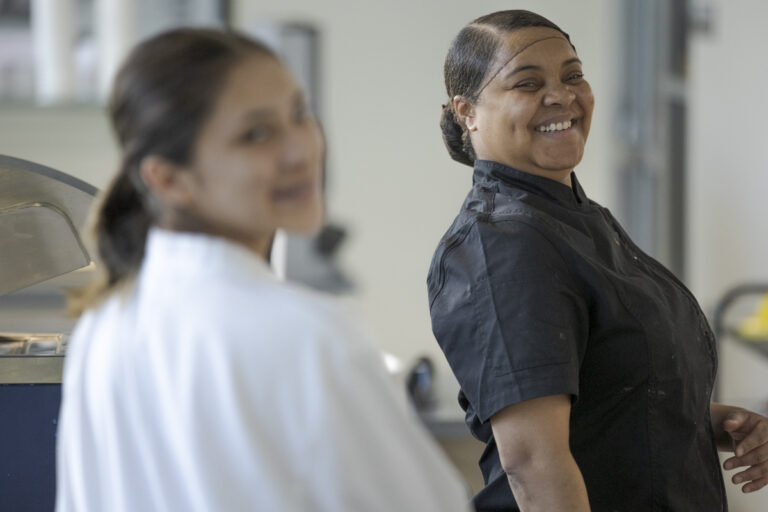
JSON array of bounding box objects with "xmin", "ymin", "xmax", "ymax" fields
[{"xmin": 472, "ymin": 159, "xmax": 589, "ymax": 210}]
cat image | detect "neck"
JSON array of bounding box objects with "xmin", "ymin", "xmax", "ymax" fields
[
  {"xmin": 497, "ymin": 162, "xmax": 574, "ymax": 187},
  {"xmin": 522, "ymin": 168, "xmax": 573, "ymax": 187},
  {"xmin": 556, "ymin": 171, "xmax": 574, "ymax": 187},
  {"xmin": 521, "ymin": 167, "xmax": 573, "ymax": 187},
  {"xmin": 156, "ymin": 213, "xmax": 273, "ymax": 261}
]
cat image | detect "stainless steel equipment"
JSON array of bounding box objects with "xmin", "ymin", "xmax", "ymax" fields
[
  {"xmin": 0, "ymin": 154, "xmax": 97, "ymax": 511},
  {"xmin": 0, "ymin": 154, "xmax": 96, "ymax": 295},
  {"xmin": 0, "ymin": 153, "xmax": 95, "ymax": 382}
]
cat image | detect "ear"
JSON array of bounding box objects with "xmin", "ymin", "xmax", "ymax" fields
[
  {"xmin": 453, "ymin": 95, "xmax": 478, "ymax": 132},
  {"xmin": 139, "ymin": 156, "xmax": 197, "ymax": 210}
]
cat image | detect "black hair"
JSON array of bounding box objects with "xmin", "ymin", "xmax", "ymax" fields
[
  {"xmin": 72, "ymin": 28, "xmax": 277, "ymax": 312},
  {"xmin": 440, "ymin": 10, "xmax": 573, "ymax": 166}
]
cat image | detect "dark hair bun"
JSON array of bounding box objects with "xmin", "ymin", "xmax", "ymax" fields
[{"xmin": 440, "ymin": 106, "xmax": 474, "ymax": 167}]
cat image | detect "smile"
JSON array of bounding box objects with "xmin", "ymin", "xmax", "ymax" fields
[
  {"xmin": 536, "ymin": 119, "xmax": 575, "ymax": 133},
  {"xmin": 272, "ymin": 179, "xmax": 317, "ymax": 202}
]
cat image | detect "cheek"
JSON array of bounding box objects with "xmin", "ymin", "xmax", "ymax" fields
[
  {"xmin": 480, "ymin": 103, "xmax": 531, "ymax": 140},
  {"xmin": 303, "ymin": 124, "xmax": 327, "ymax": 185},
  {"xmin": 216, "ymin": 158, "xmax": 275, "ymax": 212},
  {"xmin": 246, "ymin": 171, "xmax": 278, "ymax": 214},
  {"xmin": 308, "ymin": 122, "xmax": 325, "ymax": 157},
  {"xmin": 580, "ymin": 86, "xmax": 595, "ymax": 118},
  {"xmin": 581, "ymin": 96, "xmax": 595, "ymax": 137},
  {"xmin": 503, "ymin": 101, "xmax": 538, "ymax": 134}
]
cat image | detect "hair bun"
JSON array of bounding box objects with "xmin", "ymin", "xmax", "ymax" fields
[{"xmin": 439, "ymin": 106, "xmax": 474, "ymax": 167}]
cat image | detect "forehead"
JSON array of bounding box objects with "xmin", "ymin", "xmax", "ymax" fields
[
  {"xmin": 218, "ymin": 55, "xmax": 297, "ymax": 106},
  {"xmin": 204, "ymin": 55, "xmax": 301, "ymax": 127},
  {"xmin": 492, "ymin": 26, "xmax": 577, "ymax": 68}
]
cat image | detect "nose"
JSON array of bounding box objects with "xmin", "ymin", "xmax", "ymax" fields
[
  {"xmin": 543, "ymin": 82, "xmax": 576, "ymax": 107},
  {"xmin": 281, "ymin": 122, "xmax": 322, "ymax": 174}
]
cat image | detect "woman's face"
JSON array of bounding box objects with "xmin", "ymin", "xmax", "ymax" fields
[
  {"xmin": 462, "ymin": 27, "xmax": 594, "ymax": 184},
  {"xmin": 179, "ymin": 54, "xmax": 324, "ymax": 254}
]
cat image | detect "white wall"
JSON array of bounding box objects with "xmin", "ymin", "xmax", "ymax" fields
[
  {"xmin": 688, "ymin": 1, "xmax": 768, "ymax": 510},
  {"xmin": 0, "ymin": 105, "xmax": 117, "ymax": 189},
  {"xmin": 234, "ymin": 0, "xmax": 619, "ymax": 366},
  {"xmin": 687, "ymin": 0, "xmax": 768, "ymax": 309}
]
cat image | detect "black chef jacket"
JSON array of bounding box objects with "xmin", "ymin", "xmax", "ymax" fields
[{"xmin": 427, "ymin": 160, "xmax": 727, "ymax": 511}]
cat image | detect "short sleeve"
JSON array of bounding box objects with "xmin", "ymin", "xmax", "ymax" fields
[{"xmin": 429, "ymin": 218, "xmax": 588, "ymax": 422}]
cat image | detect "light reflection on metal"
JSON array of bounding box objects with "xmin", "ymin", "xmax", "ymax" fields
[{"xmin": 0, "ymin": 154, "xmax": 97, "ymax": 296}]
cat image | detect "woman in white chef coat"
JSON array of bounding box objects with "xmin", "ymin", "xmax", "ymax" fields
[{"xmin": 56, "ymin": 28, "xmax": 470, "ymax": 512}]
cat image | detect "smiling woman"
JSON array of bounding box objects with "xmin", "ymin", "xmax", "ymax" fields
[
  {"xmin": 56, "ymin": 28, "xmax": 470, "ymax": 512},
  {"xmin": 458, "ymin": 30, "xmax": 592, "ymax": 186},
  {"xmin": 443, "ymin": 16, "xmax": 593, "ymax": 186},
  {"xmin": 139, "ymin": 53, "xmax": 325, "ymax": 257},
  {"xmin": 428, "ymin": 9, "xmax": 768, "ymax": 512}
]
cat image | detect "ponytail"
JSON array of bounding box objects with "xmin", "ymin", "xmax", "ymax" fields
[
  {"xmin": 68, "ymin": 161, "xmax": 153, "ymax": 315},
  {"xmin": 97, "ymin": 164, "xmax": 153, "ymax": 286}
]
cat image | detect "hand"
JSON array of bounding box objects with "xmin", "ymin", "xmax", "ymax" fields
[{"xmin": 721, "ymin": 409, "xmax": 768, "ymax": 493}]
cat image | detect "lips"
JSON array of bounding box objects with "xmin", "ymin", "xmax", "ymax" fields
[{"xmin": 272, "ymin": 179, "xmax": 317, "ymax": 202}]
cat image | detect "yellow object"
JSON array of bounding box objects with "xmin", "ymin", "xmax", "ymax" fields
[{"xmin": 738, "ymin": 293, "xmax": 768, "ymax": 341}]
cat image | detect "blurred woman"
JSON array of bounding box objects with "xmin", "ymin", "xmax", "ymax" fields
[
  {"xmin": 56, "ymin": 28, "xmax": 469, "ymax": 512},
  {"xmin": 428, "ymin": 9, "xmax": 768, "ymax": 511}
]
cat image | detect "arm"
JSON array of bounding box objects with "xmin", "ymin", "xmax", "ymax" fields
[
  {"xmin": 710, "ymin": 401, "xmax": 768, "ymax": 493},
  {"xmin": 491, "ymin": 394, "xmax": 590, "ymax": 511}
]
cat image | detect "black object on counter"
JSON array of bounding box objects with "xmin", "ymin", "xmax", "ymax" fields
[{"xmin": 406, "ymin": 356, "xmax": 435, "ymax": 409}]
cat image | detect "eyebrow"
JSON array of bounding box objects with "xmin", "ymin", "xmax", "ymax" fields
[
  {"xmin": 237, "ymin": 91, "xmax": 306, "ymax": 123},
  {"xmin": 503, "ymin": 57, "xmax": 583, "ymax": 79},
  {"xmin": 239, "ymin": 108, "xmax": 275, "ymax": 122}
]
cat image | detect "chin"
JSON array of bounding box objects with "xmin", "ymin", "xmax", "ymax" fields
[
  {"xmin": 290, "ymin": 222, "xmax": 323, "ymax": 236},
  {"xmin": 538, "ymin": 145, "xmax": 584, "ymax": 166},
  {"xmin": 541, "ymin": 156, "xmax": 583, "ymax": 172},
  {"xmin": 283, "ymin": 213, "xmax": 325, "ymax": 236},
  {"xmin": 276, "ymin": 200, "xmax": 324, "ymax": 234}
]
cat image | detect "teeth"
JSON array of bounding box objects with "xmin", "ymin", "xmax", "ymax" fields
[{"xmin": 537, "ymin": 120, "xmax": 573, "ymax": 132}]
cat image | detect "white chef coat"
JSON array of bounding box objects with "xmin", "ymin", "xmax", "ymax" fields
[{"xmin": 56, "ymin": 228, "xmax": 470, "ymax": 512}]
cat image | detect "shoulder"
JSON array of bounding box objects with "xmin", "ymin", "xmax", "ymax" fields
[
  {"xmin": 72, "ymin": 282, "xmax": 137, "ymax": 339},
  {"xmin": 432, "ymin": 184, "xmax": 567, "ymax": 265},
  {"xmin": 428, "ymin": 208, "xmax": 571, "ymax": 303},
  {"xmin": 240, "ymin": 279, "xmax": 353, "ymax": 332},
  {"xmin": 188, "ymin": 275, "xmax": 367, "ymax": 357},
  {"xmin": 64, "ymin": 283, "xmax": 140, "ymax": 379},
  {"xmin": 206, "ymin": 283, "xmax": 386, "ymax": 413}
]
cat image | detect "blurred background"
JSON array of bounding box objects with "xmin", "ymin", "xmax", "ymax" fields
[{"xmin": 1, "ymin": 0, "xmax": 768, "ymax": 510}]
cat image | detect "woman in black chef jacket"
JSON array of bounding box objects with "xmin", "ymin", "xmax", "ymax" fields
[{"xmin": 427, "ymin": 9, "xmax": 768, "ymax": 511}]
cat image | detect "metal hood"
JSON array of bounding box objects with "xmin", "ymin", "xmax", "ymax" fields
[{"xmin": 0, "ymin": 155, "xmax": 98, "ymax": 297}]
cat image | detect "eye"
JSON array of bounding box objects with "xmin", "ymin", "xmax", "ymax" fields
[
  {"xmin": 566, "ymin": 71, "xmax": 585, "ymax": 83},
  {"xmin": 242, "ymin": 125, "xmax": 274, "ymax": 143},
  {"xmin": 513, "ymin": 80, "xmax": 540, "ymax": 90}
]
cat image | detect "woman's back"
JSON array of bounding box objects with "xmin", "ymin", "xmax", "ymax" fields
[{"xmin": 57, "ymin": 229, "xmax": 469, "ymax": 512}]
